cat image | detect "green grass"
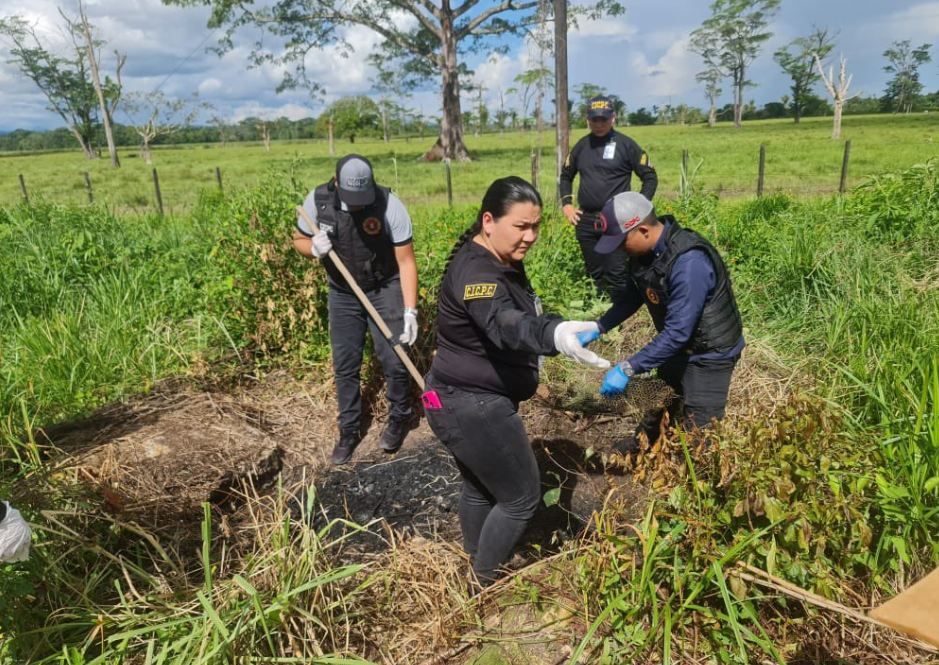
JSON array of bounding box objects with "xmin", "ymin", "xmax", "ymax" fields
[
  {"xmin": 2, "ymin": 143, "xmax": 939, "ymax": 663},
  {"xmin": 0, "ymin": 201, "xmax": 223, "ymax": 436},
  {"xmin": 1, "ymin": 115, "xmax": 936, "ymax": 211}
]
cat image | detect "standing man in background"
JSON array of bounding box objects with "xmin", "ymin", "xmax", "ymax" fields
[
  {"xmin": 293, "ymin": 154, "xmax": 419, "ymax": 466},
  {"xmin": 559, "ymin": 95, "xmax": 658, "ymax": 300}
]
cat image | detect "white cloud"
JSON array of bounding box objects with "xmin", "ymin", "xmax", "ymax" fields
[
  {"xmin": 2, "ymin": 0, "xmax": 936, "ymax": 132},
  {"xmin": 198, "ymin": 78, "xmax": 222, "ymax": 94},
  {"xmin": 882, "ymin": 2, "xmax": 939, "ymax": 41},
  {"xmin": 570, "ymin": 16, "xmax": 638, "ymax": 42},
  {"xmin": 628, "ymin": 37, "xmax": 700, "ymax": 98},
  {"xmin": 473, "ymin": 52, "xmax": 524, "ymax": 99}
]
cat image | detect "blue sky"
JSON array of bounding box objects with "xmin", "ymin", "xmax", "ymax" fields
[{"xmin": 1, "ymin": 0, "xmax": 938, "ymax": 132}]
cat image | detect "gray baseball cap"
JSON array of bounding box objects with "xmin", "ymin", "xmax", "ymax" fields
[
  {"xmin": 595, "ymin": 192, "xmax": 655, "ymax": 254},
  {"xmin": 336, "ymin": 154, "xmax": 376, "ymax": 206}
]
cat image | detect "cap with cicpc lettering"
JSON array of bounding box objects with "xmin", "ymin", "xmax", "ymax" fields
[
  {"xmin": 335, "ymin": 154, "xmax": 376, "ymax": 206},
  {"xmin": 595, "ymin": 192, "xmax": 655, "ymax": 254},
  {"xmin": 587, "ymin": 95, "xmax": 614, "ymax": 119}
]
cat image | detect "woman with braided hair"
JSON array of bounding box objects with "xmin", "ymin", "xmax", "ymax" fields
[{"xmin": 422, "ymin": 176, "xmax": 609, "ymax": 586}]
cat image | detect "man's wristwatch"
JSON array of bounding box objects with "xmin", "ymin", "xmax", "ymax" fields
[
  {"xmin": 621, "ymin": 361, "xmax": 634, "ymax": 376},
  {"xmin": 403, "ymin": 307, "xmax": 418, "ymax": 317}
]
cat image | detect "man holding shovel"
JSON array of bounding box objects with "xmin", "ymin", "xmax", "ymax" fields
[{"xmin": 293, "ymin": 154, "xmax": 418, "ymax": 465}]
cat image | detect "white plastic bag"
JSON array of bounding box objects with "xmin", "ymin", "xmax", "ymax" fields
[{"xmin": 0, "ymin": 502, "xmax": 32, "ymax": 562}]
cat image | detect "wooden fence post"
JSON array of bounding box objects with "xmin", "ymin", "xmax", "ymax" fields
[
  {"xmin": 445, "ymin": 158, "xmax": 453, "ymax": 208},
  {"xmin": 18, "ymin": 174, "xmax": 28, "ymax": 204},
  {"xmin": 530, "ymin": 150, "xmax": 540, "ymax": 193},
  {"xmin": 757, "ymin": 144, "xmax": 766, "ymax": 197},
  {"xmin": 839, "ymin": 139, "xmax": 852, "ymax": 194},
  {"xmin": 84, "ymin": 171, "xmax": 94, "ymax": 203},
  {"xmin": 680, "ymin": 149, "xmax": 689, "ymax": 196},
  {"xmin": 152, "ymin": 168, "xmax": 164, "ymax": 216},
  {"xmin": 215, "ymin": 166, "xmax": 223, "ymax": 191}
]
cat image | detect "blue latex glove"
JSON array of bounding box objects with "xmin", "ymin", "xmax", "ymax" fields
[
  {"xmin": 600, "ymin": 363, "xmax": 631, "ymax": 397},
  {"xmin": 577, "ymin": 329, "xmax": 600, "ymax": 347}
]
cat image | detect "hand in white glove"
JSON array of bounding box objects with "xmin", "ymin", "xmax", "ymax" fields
[
  {"xmin": 310, "ymin": 231, "xmax": 332, "ymax": 259},
  {"xmin": 400, "ymin": 309, "xmax": 418, "ymax": 346},
  {"xmin": 553, "ymin": 321, "xmax": 611, "ymax": 369},
  {"xmin": 0, "ymin": 502, "xmax": 31, "ymax": 563}
]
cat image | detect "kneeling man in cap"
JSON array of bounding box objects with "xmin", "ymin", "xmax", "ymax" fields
[{"xmin": 581, "ymin": 192, "xmax": 745, "ymax": 453}]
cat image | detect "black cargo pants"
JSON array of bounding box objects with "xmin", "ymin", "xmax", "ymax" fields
[
  {"xmin": 422, "ymin": 373, "xmax": 541, "ymax": 584},
  {"xmin": 635, "ymin": 355, "xmax": 739, "ymax": 443},
  {"xmin": 575, "ymin": 212, "xmax": 632, "ymax": 301},
  {"xmin": 328, "ymin": 276, "xmax": 411, "ymax": 433}
]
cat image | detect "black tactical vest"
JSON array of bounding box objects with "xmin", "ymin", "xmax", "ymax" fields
[
  {"xmin": 313, "ymin": 182, "xmax": 398, "ymax": 292},
  {"xmin": 629, "ymin": 217, "xmax": 743, "ymax": 355}
]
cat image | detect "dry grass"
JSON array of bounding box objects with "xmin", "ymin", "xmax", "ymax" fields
[{"xmin": 18, "ymin": 349, "xmax": 937, "ymax": 664}]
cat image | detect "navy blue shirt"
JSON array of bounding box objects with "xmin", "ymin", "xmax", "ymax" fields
[{"xmin": 598, "ymin": 220, "xmax": 745, "ymax": 373}]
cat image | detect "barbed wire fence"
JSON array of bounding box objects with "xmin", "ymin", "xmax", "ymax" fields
[{"xmin": 2, "ymin": 135, "xmax": 929, "ymax": 214}]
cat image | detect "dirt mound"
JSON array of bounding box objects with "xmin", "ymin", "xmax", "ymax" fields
[
  {"xmin": 33, "ymin": 365, "xmax": 656, "ymax": 566},
  {"xmin": 30, "ymin": 337, "xmax": 787, "ymax": 570}
]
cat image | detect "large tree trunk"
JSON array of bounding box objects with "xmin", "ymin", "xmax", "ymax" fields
[
  {"xmin": 381, "ymin": 103, "xmax": 389, "ymax": 143},
  {"xmin": 141, "ymin": 138, "xmax": 152, "ymax": 165},
  {"xmin": 68, "ymin": 125, "xmax": 97, "ymax": 159},
  {"xmin": 831, "ymin": 100, "xmax": 843, "ymax": 140},
  {"xmin": 328, "ymin": 115, "xmax": 335, "ymax": 156},
  {"xmin": 793, "ymin": 87, "xmax": 802, "ymax": 124},
  {"xmin": 708, "ymin": 105, "xmax": 717, "ymax": 127},
  {"xmin": 554, "ymin": 0, "xmax": 569, "ymax": 184},
  {"xmin": 733, "ymin": 68, "xmax": 744, "ymax": 128},
  {"xmin": 80, "ymin": 4, "xmax": 120, "ymax": 168},
  {"xmin": 420, "ymin": 13, "xmax": 470, "ymax": 162}
]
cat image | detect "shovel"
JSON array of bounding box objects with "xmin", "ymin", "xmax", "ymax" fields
[{"xmin": 296, "ymin": 205, "xmax": 426, "ymax": 392}]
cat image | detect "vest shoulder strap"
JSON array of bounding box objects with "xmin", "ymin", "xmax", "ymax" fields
[
  {"xmin": 663, "ymin": 222, "xmax": 721, "ymax": 275},
  {"xmin": 313, "ymin": 182, "xmax": 336, "ymax": 209}
]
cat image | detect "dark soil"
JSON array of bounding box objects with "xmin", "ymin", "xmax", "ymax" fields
[
  {"xmin": 290, "ymin": 428, "xmax": 645, "ymax": 567},
  {"xmin": 34, "ymin": 370, "xmax": 650, "ymax": 573}
]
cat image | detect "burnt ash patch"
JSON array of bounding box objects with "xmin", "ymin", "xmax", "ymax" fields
[{"xmin": 290, "ymin": 433, "xmax": 641, "ymax": 566}]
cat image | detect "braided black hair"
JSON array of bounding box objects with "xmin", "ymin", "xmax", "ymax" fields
[{"xmin": 442, "ymin": 176, "xmax": 543, "ymax": 276}]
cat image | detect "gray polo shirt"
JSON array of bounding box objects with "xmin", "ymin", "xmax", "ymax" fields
[{"xmin": 297, "ymin": 190, "xmax": 413, "ymax": 246}]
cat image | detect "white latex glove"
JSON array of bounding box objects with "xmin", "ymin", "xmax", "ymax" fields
[
  {"xmin": 0, "ymin": 502, "xmax": 31, "ymax": 563},
  {"xmin": 553, "ymin": 321, "xmax": 611, "ymax": 369},
  {"xmin": 310, "ymin": 231, "xmax": 332, "ymax": 259},
  {"xmin": 400, "ymin": 310, "xmax": 418, "ymax": 345}
]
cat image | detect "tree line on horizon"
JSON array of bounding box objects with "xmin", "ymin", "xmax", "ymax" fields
[
  {"xmin": 1, "ymin": 0, "xmax": 935, "ymax": 157},
  {"xmin": 2, "ymin": 87, "xmax": 932, "ymax": 156}
]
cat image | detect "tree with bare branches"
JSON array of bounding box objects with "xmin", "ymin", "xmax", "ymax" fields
[
  {"xmin": 123, "ymin": 92, "xmax": 205, "ymax": 163},
  {"xmin": 76, "ymin": 1, "xmax": 124, "ymax": 167},
  {"xmin": 161, "ymin": 0, "xmax": 622, "ymax": 162},
  {"xmin": 689, "ymin": 18, "xmax": 725, "ymax": 128},
  {"xmin": 690, "ymin": 0, "xmax": 779, "ymax": 129},
  {"xmin": 815, "ymin": 54, "xmax": 859, "ymax": 140},
  {"xmin": 696, "ymin": 67, "xmax": 723, "ymax": 127},
  {"xmin": 0, "ymin": 13, "xmax": 121, "ymax": 159}
]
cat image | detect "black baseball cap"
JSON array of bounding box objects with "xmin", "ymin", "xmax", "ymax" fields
[{"xmin": 587, "ymin": 95, "xmax": 615, "ymax": 119}]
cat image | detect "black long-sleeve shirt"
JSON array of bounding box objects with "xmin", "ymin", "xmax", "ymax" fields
[
  {"xmin": 559, "ymin": 129, "xmax": 658, "ymax": 211},
  {"xmin": 431, "ymin": 240, "xmax": 563, "ymax": 401}
]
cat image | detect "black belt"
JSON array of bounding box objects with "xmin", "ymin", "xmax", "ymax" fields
[{"xmin": 579, "ymin": 210, "xmax": 605, "ymax": 231}]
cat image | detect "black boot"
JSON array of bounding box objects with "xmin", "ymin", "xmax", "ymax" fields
[
  {"xmin": 331, "ymin": 429, "xmax": 361, "ymax": 466},
  {"xmin": 379, "ymin": 417, "xmax": 410, "ymax": 453}
]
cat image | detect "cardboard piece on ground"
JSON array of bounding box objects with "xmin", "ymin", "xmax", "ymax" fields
[{"xmin": 869, "ymin": 567, "xmax": 939, "ymax": 648}]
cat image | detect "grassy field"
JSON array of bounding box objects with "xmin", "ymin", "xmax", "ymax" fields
[
  {"xmin": 1, "ymin": 118, "xmax": 939, "ymax": 663},
  {"xmin": 1, "ymin": 114, "xmax": 937, "ymax": 212}
]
